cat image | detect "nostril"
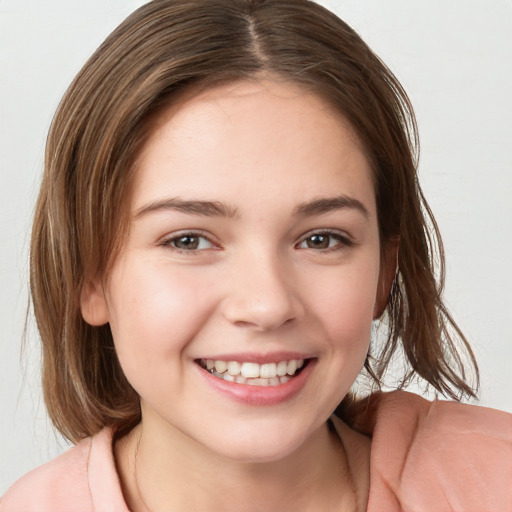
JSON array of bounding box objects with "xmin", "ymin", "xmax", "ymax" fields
[{"xmin": 221, "ymin": 272, "xmax": 303, "ymax": 331}]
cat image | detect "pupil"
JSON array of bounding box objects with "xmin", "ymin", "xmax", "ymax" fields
[
  {"xmin": 176, "ymin": 235, "xmax": 199, "ymax": 250},
  {"xmin": 308, "ymin": 234, "xmax": 328, "ymax": 248}
]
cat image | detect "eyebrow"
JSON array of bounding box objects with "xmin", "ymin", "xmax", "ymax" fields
[
  {"xmin": 134, "ymin": 194, "xmax": 369, "ymax": 220},
  {"xmin": 134, "ymin": 198, "xmax": 239, "ymax": 219},
  {"xmin": 293, "ymin": 195, "xmax": 369, "ymax": 219}
]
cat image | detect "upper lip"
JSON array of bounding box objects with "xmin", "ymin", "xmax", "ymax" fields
[{"xmin": 195, "ymin": 352, "xmax": 314, "ymax": 365}]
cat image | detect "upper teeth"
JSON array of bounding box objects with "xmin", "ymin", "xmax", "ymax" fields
[{"xmin": 204, "ymin": 359, "xmax": 304, "ymax": 379}]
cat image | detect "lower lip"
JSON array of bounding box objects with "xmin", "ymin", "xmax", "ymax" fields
[{"xmin": 197, "ymin": 360, "xmax": 315, "ymax": 406}]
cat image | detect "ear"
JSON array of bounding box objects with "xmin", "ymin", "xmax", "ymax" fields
[
  {"xmin": 80, "ymin": 279, "xmax": 109, "ymax": 326},
  {"xmin": 373, "ymin": 238, "xmax": 399, "ymax": 319}
]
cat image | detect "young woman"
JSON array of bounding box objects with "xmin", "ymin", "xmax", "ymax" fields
[{"xmin": 2, "ymin": 1, "xmax": 511, "ymax": 510}]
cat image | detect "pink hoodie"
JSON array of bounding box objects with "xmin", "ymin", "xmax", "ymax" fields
[{"xmin": 2, "ymin": 391, "xmax": 511, "ymax": 511}]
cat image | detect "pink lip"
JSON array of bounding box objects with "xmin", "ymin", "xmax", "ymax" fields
[{"xmin": 196, "ymin": 358, "xmax": 316, "ymax": 406}]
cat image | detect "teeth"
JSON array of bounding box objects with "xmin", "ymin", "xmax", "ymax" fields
[
  {"xmin": 241, "ymin": 362, "xmax": 260, "ymax": 378},
  {"xmin": 287, "ymin": 360, "xmax": 297, "ymax": 375},
  {"xmin": 260, "ymin": 363, "xmax": 277, "ymax": 379},
  {"xmin": 227, "ymin": 361, "xmax": 241, "ymax": 376},
  {"xmin": 214, "ymin": 360, "xmax": 227, "ymax": 373},
  {"xmin": 269, "ymin": 377, "xmax": 280, "ymax": 386},
  {"xmin": 276, "ymin": 360, "xmax": 288, "ymax": 376},
  {"xmin": 211, "ymin": 371, "xmax": 293, "ymax": 386},
  {"xmin": 247, "ymin": 378, "xmax": 268, "ymax": 387},
  {"xmin": 204, "ymin": 357, "xmax": 307, "ymax": 386}
]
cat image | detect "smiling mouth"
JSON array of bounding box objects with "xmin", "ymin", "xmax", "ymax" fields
[{"xmin": 197, "ymin": 358, "xmax": 310, "ymax": 386}]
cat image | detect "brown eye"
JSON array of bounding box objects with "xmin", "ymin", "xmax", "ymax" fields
[
  {"xmin": 165, "ymin": 233, "xmax": 214, "ymax": 251},
  {"xmin": 298, "ymin": 232, "xmax": 351, "ymax": 251},
  {"xmin": 174, "ymin": 235, "xmax": 200, "ymax": 250},
  {"xmin": 306, "ymin": 234, "xmax": 330, "ymax": 249}
]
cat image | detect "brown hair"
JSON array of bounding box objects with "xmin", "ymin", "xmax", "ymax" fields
[{"xmin": 31, "ymin": 0, "xmax": 478, "ymax": 443}]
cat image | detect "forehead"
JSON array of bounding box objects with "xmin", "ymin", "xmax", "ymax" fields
[{"xmin": 132, "ymin": 79, "xmax": 375, "ymax": 217}]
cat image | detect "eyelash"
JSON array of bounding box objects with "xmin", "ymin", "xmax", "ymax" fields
[
  {"xmin": 160, "ymin": 229, "xmax": 353, "ymax": 254},
  {"xmin": 160, "ymin": 231, "xmax": 217, "ymax": 253},
  {"xmin": 296, "ymin": 230, "xmax": 354, "ymax": 252}
]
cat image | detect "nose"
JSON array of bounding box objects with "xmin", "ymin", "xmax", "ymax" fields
[{"xmin": 222, "ymin": 249, "xmax": 304, "ymax": 331}]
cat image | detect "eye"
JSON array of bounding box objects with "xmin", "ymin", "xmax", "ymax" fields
[
  {"xmin": 162, "ymin": 232, "xmax": 215, "ymax": 251},
  {"xmin": 297, "ymin": 231, "xmax": 351, "ymax": 250}
]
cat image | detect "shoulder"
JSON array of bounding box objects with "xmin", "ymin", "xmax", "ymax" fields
[
  {"xmin": 1, "ymin": 435, "xmax": 93, "ymax": 511},
  {"xmin": 1, "ymin": 428, "xmax": 128, "ymax": 512},
  {"xmin": 347, "ymin": 391, "xmax": 512, "ymax": 512}
]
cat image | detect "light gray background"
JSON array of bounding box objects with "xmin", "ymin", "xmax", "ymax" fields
[{"xmin": 1, "ymin": 0, "xmax": 511, "ymax": 494}]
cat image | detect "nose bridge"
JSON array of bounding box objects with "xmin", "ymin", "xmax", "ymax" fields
[{"xmin": 222, "ymin": 243, "xmax": 301, "ymax": 330}]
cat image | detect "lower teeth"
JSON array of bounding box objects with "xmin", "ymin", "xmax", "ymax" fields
[{"xmin": 210, "ymin": 370, "xmax": 291, "ymax": 386}]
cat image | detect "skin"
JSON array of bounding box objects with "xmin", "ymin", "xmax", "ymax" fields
[{"xmin": 82, "ymin": 79, "xmax": 394, "ymax": 511}]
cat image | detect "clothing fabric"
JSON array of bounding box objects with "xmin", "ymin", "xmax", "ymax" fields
[
  {"xmin": 2, "ymin": 391, "xmax": 511, "ymax": 511},
  {"xmin": 335, "ymin": 391, "xmax": 512, "ymax": 511}
]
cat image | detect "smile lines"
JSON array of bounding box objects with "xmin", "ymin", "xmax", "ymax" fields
[{"xmin": 198, "ymin": 358, "xmax": 306, "ymax": 386}]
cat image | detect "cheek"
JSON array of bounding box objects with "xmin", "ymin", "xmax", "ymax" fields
[
  {"xmin": 306, "ymin": 258, "xmax": 380, "ymax": 346},
  {"xmin": 106, "ymin": 262, "xmax": 215, "ymax": 376}
]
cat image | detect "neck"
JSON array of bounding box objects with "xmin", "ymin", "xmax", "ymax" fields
[{"xmin": 116, "ymin": 415, "xmax": 367, "ymax": 512}]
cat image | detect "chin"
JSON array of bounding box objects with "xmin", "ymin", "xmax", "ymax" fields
[
  {"xmin": 217, "ymin": 440, "xmax": 302, "ymax": 465},
  {"xmin": 200, "ymin": 419, "xmax": 318, "ymax": 465}
]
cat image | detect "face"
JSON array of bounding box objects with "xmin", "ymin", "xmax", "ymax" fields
[{"xmin": 83, "ymin": 80, "xmax": 390, "ymax": 463}]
